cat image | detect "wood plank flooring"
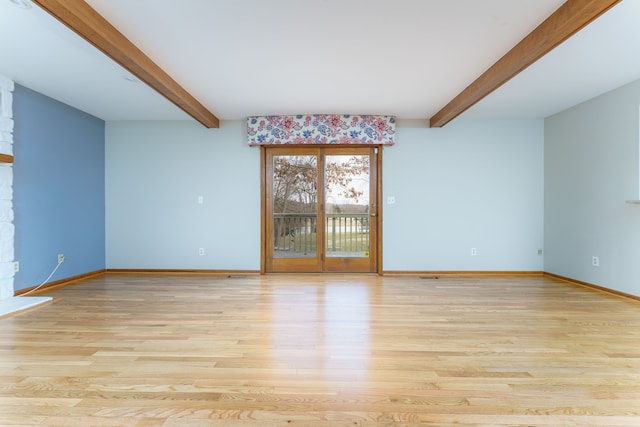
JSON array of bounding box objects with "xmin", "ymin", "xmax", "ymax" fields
[{"xmin": 1, "ymin": 273, "xmax": 639, "ymax": 426}]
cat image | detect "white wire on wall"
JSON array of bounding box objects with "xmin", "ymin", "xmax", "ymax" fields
[{"xmin": 20, "ymin": 259, "xmax": 63, "ymax": 297}]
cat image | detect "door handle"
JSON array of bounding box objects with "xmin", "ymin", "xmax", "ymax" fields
[{"xmin": 370, "ymin": 213, "xmax": 377, "ymax": 217}]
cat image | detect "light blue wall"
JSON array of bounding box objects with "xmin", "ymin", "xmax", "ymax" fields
[
  {"xmin": 105, "ymin": 118, "xmax": 544, "ymax": 272},
  {"xmin": 105, "ymin": 120, "xmax": 260, "ymax": 270},
  {"xmin": 545, "ymin": 79, "xmax": 640, "ymax": 296},
  {"xmin": 11, "ymin": 79, "xmax": 639, "ymax": 294},
  {"xmin": 12, "ymin": 85, "xmax": 105, "ymax": 291},
  {"xmin": 383, "ymin": 119, "xmax": 544, "ymax": 271}
]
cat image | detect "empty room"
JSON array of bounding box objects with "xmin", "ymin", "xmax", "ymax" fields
[{"xmin": 1, "ymin": 0, "xmax": 640, "ymax": 426}]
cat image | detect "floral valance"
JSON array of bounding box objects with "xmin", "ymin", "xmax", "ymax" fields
[{"xmin": 247, "ymin": 114, "xmax": 395, "ymax": 146}]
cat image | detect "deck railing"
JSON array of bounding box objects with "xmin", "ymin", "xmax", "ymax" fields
[{"xmin": 273, "ymin": 213, "xmax": 369, "ymax": 254}]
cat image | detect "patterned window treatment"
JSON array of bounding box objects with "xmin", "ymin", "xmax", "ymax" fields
[{"xmin": 247, "ymin": 114, "xmax": 395, "ymax": 146}]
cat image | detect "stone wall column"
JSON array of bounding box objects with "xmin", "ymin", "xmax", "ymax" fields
[{"xmin": 0, "ymin": 75, "xmax": 15, "ymax": 300}]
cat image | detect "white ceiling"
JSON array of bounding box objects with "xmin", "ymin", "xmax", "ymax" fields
[{"xmin": 1, "ymin": 0, "xmax": 639, "ymax": 124}]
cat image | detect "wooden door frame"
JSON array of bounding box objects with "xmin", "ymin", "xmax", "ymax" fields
[{"xmin": 260, "ymin": 145, "xmax": 383, "ymax": 274}]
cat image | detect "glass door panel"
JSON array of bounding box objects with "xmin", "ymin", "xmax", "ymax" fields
[
  {"xmin": 322, "ymin": 147, "xmax": 377, "ymax": 273},
  {"xmin": 325, "ymin": 154, "xmax": 370, "ymax": 258},
  {"xmin": 272, "ymin": 154, "xmax": 318, "ymax": 259},
  {"xmin": 266, "ymin": 150, "xmax": 322, "ymax": 272}
]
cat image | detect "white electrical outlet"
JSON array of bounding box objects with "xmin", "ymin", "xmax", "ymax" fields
[
  {"xmin": 58, "ymin": 253, "xmax": 65, "ymax": 263},
  {"xmin": 471, "ymin": 248, "xmax": 477, "ymax": 256},
  {"xmin": 592, "ymin": 256, "xmax": 600, "ymax": 267},
  {"xmin": 13, "ymin": 261, "xmax": 19, "ymax": 272},
  {"xmin": 199, "ymin": 248, "xmax": 205, "ymax": 256}
]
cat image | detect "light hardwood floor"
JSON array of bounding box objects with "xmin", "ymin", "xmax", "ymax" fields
[{"xmin": 1, "ymin": 273, "xmax": 639, "ymax": 426}]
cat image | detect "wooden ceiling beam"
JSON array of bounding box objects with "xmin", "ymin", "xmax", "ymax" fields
[
  {"xmin": 32, "ymin": 0, "xmax": 220, "ymax": 128},
  {"xmin": 429, "ymin": 0, "xmax": 621, "ymax": 128}
]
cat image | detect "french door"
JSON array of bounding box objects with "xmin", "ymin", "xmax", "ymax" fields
[{"xmin": 263, "ymin": 146, "xmax": 380, "ymax": 273}]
